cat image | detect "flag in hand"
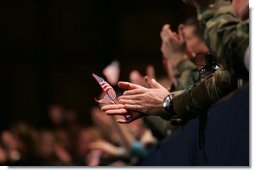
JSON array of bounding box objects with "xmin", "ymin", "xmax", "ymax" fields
[{"xmin": 92, "ymin": 73, "xmax": 117, "ymax": 104}]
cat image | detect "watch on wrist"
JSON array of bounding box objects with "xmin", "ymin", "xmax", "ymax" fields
[
  {"xmin": 162, "ymin": 94, "xmax": 183, "ymax": 125},
  {"xmin": 163, "ymin": 94, "xmax": 173, "ymax": 116}
]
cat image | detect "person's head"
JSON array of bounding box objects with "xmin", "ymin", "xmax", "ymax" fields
[
  {"xmin": 181, "ymin": 19, "xmax": 209, "ymax": 56},
  {"xmin": 48, "ymin": 104, "xmax": 66, "ymax": 126}
]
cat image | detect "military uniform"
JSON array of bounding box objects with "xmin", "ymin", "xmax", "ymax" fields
[
  {"xmin": 199, "ymin": 1, "xmax": 249, "ymax": 79},
  {"xmin": 174, "ymin": 60, "xmax": 199, "ymax": 91},
  {"xmin": 165, "ymin": 1, "xmax": 249, "ymax": 122}
]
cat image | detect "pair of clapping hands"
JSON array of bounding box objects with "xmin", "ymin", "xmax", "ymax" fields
[{"xmin": 102, "ymin": 76, "xmax": 169, "ymax": 123}]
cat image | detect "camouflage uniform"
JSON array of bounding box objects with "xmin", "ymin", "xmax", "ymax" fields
[
  {"xmin": 199, "ymin": 1, "xmax": 249, "ymax": 79},
  {"xmin": 165, "ymin": 1, "xmax": 249, "ymax": 122},
  {"xmin": 174, "ymin": 60, "xmax": 199, "ymax": 91}
]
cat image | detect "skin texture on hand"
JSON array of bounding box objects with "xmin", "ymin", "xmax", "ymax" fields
[{"xmin": 101, "ymin": 78, "xmax": 169, "ymax": 123}]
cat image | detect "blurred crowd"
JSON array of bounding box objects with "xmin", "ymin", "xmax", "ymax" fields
[
  {"xmin": 0, "ymin": 0, "xmax": 249, "ymax": 166},
  {"xmin": 0, "ymin": 103, "xmax": 157, "ymax": 166}
]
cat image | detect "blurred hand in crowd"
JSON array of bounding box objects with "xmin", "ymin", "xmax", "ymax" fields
[
  {"xmin": 91, "ymin": 107, "xmax": 121, "ymax": 143},
  {"xmin": 0, "ymin": 145, "xmax": 7, "ymax": 164},
  {"xmin": 160, "ymin": 24, "xmax": 186, "ymax": 60},
  {"xmin": 129, "ymin": 70, "xmax": 146, "ymax": 87},
  {"xmin": 88, "ymin": 140, "xmax": 125, "ymax": 157},
  {"xmin": 102, "ymin": 78, "xmax": 169, "ymax": 123},
  {"xmin": 86, "ymin": 149, "xmax": 102, "ymax": 166},
  {"xmin": 1, "ymin": 131, "xmax": 19, "ymax": 151},
  {"xmin": 140, "ymin": 130, "xmax": 157, "ymax": 147},
  {"xmin": 129, "ymin": 65, "xmax": 156, "ymax": 87},
  {"xmin": 54, "ymin": 144, "xmax": 72, "ymax": 165}
]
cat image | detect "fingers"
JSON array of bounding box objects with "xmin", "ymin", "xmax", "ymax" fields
[
  {"xmin": 122, "ymin": 89, "xmax": 145, "ymax": 95},
  {"xmin": 105, "ymin": 108, "xmax": 129, "ymax": 116},
  {"xmin": 118, "ymin": 81, "xmax": 145, "ymax": 90},
  {"xmin": 145, "ymin": 77, "xmax": 164, "ymax": 89},
  {"xmin": 117, "ymin": 118, "xmax": 134, "ymax": 124},
  {"xmin": 162, "ymin": 24, "xmax": 170, "ymax": 30},
  {"xmin": 150, "ymin": 78, "xmax": 164, "ymax": 89},
  {"xmin": 116, "ymin": 112, "xmax": 143, "ymax": 124},
  {"xmin": 101, "ymin": 104, "xmax": 125, "ymax": 111},
  {"xmin": 118, "ymin": 99, "xmax": 137, "ymax": 105},
  {"xmin": 124, "ymin": 104, "xmax": 142, "ymax": 111},
  {"xmin": 160, "ymin": 24, "xmax": 170, "ymax": 41},
  {"xmin": 178, "ymin": 24, "xmax": 185, "ymax": 42}
]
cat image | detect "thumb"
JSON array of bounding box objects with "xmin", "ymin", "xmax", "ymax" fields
[
  {"xmin": 151, "ymin": 79, "xmax": 164, "ymax": 89},
  {"xmin": 145, "ymin": 77, "xmax": 164, "ymax": 89}
]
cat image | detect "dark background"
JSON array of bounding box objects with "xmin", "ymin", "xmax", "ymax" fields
[{"xmin": 0, "ymin": 0, "xmax": 195, "ymax": 130}]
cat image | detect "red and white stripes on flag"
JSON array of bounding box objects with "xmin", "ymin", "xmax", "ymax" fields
[{"xmin": 92, "ymin": 73, "xmax": 117, "ymax": 104}]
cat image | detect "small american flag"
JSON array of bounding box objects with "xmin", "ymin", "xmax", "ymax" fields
[{"xmin": 92, "ymin": 73, "xmax": 117, "ymax": 104}]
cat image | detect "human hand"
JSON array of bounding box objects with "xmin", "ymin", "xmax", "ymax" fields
[
  {"xmin": 88, "ymin": 140, "xmax": 126, "ymax": 157},
  {"xmin": 129, "ymin": 65, "xmax": 156, "ymax": 87},
  {"xmin": 140, "ymin": 130, "xmax": 157, "ymax": 147},
  {"xmin": 102, "ymin": 78, "xmax": 169, "ymax": 123},
  {"xmin": 86, "ymin": 149, "xmax": 102, "ymax": 166},
  {"xmin": 119, "ymin": 78, "xmax": 169, "ymax": 115},
  {"xmin": 54, "ymin": 144, "xmax": 72, "ymax": 164},
  {"xmin": 160, "ymin": 24, "xmax": 186, "ymax": 60},
  {"xmin": 101, "ymin": 103, "xmax": 146, "ymax": 124}
]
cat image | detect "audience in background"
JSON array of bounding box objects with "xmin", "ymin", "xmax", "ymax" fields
[{"xmin": 0, "ymin": 0, "xmax": 249, "ymax": 166}]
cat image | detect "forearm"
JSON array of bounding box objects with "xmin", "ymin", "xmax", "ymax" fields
[{"xmin": 170, "ymin": 69, "xmax": 237, "ymax": 121}]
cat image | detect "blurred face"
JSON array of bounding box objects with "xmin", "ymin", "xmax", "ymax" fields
[
  {"xmin": 232, "ymin": 0, "xmax": 249, "ymax": 20},
  {"xmin": 49, "ymin": 105, "xmax": 65, "ymax": 125},
  {"xmin": 182, "ymin": 25, "xmax": 208, "ymax": 56}
]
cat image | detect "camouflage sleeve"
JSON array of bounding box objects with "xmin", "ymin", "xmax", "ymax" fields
[
  {"xmin": 171, "ymin": 69, "xmax": 237, "ymax": 121},
  {"xmin": 161, "ymin": 2, "xmax": 248, "ymax": 123},
  {"xmin": 177, "ymin": 69, "xmax": 199, "ymax": 90},
  {"xmin": 174, "ymin": 60, "xmax": 199, "ymax": 91},
  {"xmin": 200, "ymin": 4, "xmax": 249, "ymax": 77}
]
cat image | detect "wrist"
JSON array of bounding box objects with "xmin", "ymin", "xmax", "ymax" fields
[{"xmin": 161, "ymin": 94, "xmax": 174, "ymax": 119}]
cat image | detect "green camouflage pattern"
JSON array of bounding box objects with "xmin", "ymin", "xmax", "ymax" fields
[
  {"xmin": 199, "ymin": 2, "xmax": 249, "ymax": 78},
  {"xmin": 168, "ymin": 1, "xmax": 249, "ymax": 123},
  {"xmin": 174, "ymin": 60, "xmax": 199, "ymax": 90}
]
